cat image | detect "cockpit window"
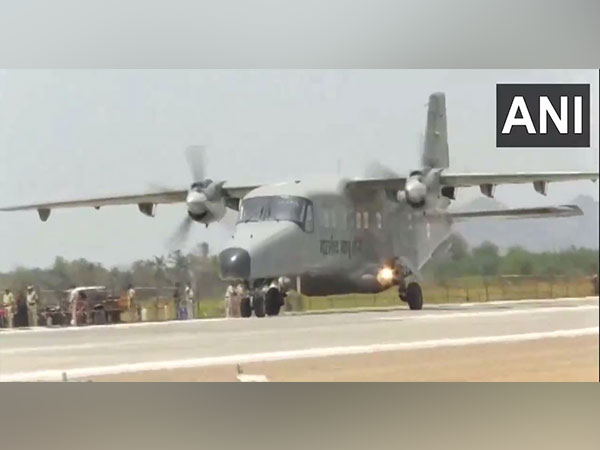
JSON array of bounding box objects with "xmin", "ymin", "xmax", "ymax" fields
[{"xmin": 238, "ymin": 196, "xmax": 313, "ymax": 231}]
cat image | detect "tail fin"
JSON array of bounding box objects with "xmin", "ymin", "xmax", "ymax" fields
[{"xmin": 422, "ymin": 92, "xmax": 449, "ymax": 169}]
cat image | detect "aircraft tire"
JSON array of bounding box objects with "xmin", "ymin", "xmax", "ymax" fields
[
  {"xmin": 406, "ymin": 282, "xmax": 423, "ymax": 310},
  {"xmin": 253, "ymin": 296, "xmax": 266, "ymax": 318},
  {"xmin": 240, "ymin": 297, "xmax": 252, "ymax": 318},
  {"xmin": 265, "ymin": 289, "xmax": 282, "ymax": 316}
]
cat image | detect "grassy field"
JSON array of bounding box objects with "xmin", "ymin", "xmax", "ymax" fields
[{"xmin": 186, "ymin": 275, "xmax": 598, "ymax": 318}]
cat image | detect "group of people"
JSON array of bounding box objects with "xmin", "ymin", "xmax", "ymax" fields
[
  {"xmin": 173, "ymin": 282, "xmax": 196, "ymax": 320},
  {"xmin": 2, "ymin": 280, "xmax": 257, "ymax": 327},
  {"xmin": 124, "ymin": 282, "xmax": 196, "ymax": 322},
  {"xmin": 1, "ymin": 286, "xmax": 40, "ymax": 328}
]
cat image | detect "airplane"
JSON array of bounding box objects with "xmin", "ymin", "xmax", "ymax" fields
[{"xmin": 1, "ymin": 92, "xmax": 598, "ymax": 318}]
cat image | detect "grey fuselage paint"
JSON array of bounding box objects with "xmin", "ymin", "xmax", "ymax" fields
[{"xmin": 219, "ymin": 176, "xmax": 452, "ymax": 296}]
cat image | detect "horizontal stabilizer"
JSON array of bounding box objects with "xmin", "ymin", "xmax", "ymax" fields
[{"xmin": 449, "ymin": 204, "xmax": 583, "ymax": 221}]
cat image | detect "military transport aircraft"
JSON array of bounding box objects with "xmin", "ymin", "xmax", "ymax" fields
[{"xmin": 1, "ymin": 92, "xmax": 597, "ymax": 317}]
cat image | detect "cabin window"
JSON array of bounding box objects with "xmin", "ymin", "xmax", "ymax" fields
[
  {"xmin": 356, "ymin": 211, "xmax": 362, "ymax": 229},
  {"xmin": 362, "ymin": 211, "xmax": 369, "ymax": 229},
  {"xmin": 376, "ymin": 212, "xmax": 383, "ymax": 229},
  {"xmin": 304, "ymin": 204, "xmax": 314, "ymax": 233}
]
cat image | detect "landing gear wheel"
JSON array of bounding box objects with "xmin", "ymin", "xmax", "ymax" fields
[
  {"xmin": 265, "ymin": 289, "xmax": 283, "ymax": 316},
  {"xmin": 406, "ymin": 282, "xmax": 423, "ymax": 310},
  {"xmin": 253, "ymin": 296, "xmax": 266, "ymax": 318},
  {"xmin": 240, "ymin": 297, "xmax": 252, "ymax": 318}
]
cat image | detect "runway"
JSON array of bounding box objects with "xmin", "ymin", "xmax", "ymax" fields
[{"xmin": 0, "ymin": 297, "xmax": 598, "ymax": 381}]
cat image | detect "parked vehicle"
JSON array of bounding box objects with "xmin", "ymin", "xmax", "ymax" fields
[{"xmin": 63, "ymin": 286, "xmax": 124, "ymax": 325}]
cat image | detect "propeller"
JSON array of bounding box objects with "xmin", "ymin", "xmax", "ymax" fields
[
  {"xmin": 185, "ymin": 145, "xmax": 206, "ymax": 181},
  {"xmin": 166, "ymin": 145, "xmax": 228, "ymax": 250},
  {"xmin": 366, "ymin": 132, "xmax": 438, "ymax": 210},
  {"xmin": 168, "ymin": 216, "xmax": 194, "ymax": 249},
  {"xmin": 365, "ymin": 161, "xmax": 400, "ymax": 179},
  {"xmin": 365, "ymin": 161, "xmax": 429, "ymax": 207}
]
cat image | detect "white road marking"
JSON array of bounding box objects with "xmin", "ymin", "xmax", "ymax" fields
[
  {"xmin": 1, "ymin": 327, "xmax": 597, "ymax": 382},
  {"xmin": 0, "ymin": 337, "xmax": 176, "ymax": 355},
  {"xmin": 236, "ymin": 374, "xmax": 269, "ymax": 382},
  {"xmin": 378, "ymin": 304, "xmax": 599, "ymax": 321}
]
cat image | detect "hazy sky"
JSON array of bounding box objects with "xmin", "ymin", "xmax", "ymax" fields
[{"xmin": 0, "ymin": 70, "xmax": 598, "ymax": 271}]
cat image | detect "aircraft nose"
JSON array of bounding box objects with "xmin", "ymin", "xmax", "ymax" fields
[{"xmin": 219, "ymin": 247, "xmax": 251, "ymax": 279}]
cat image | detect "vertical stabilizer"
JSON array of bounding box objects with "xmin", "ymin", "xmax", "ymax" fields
[{"xmin": 422, "ymin": 92, "xmax": 449, "ymax": 169}]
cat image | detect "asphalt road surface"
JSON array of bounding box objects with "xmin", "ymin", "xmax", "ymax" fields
[{"xmin": 0, "ymin": 297, "xmax": 598, "ymax": 381}]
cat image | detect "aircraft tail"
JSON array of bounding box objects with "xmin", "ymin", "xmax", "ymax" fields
[{"xmin": 421, "ymin": 92, "xmax": 449, "ymax": 169}]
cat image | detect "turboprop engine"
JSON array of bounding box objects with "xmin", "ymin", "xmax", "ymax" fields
[
  {"xmin": 186, "ymin": 179, "xmax": 226, "ymax": 224},
  {"xmin": 168, "ymin": 146, "xmax": 228, "ymax": 247},
  {"xmin": 396, "ymin": 170, "xmax": 439, "ymax": 208}
]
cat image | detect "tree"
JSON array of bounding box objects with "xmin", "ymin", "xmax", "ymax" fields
[
  {"xmin": 501, "ymin": 247, "xmax": 534, "ymax": 275},
  {"xmin": 447, "ymin": 233, "xmax": 470, "ymax": 261},
  {"xmin": 472, "ymin": 241, "xmax": 500, "ymax": 276},
  {"xmin": 151, "ymin": 256, "xmax": 168, "ymax": 288},
  {"xmin": 168, "ymin": 250, "xmax": 190, "ymax": 283}
]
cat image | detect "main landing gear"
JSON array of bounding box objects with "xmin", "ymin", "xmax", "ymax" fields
[
  {"xmin": 399, "ymin": 281, "xmax": 423, "ymax": 310},
  {"xmin": 239, "ymin": 286, "xmax": 284, "ymax": 318},
  {"xmin": 265, "ymin": 288, "xmax": 283, "ymax": 316}
]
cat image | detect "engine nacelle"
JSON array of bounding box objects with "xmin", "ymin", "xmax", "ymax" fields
[
  {"xmin": 186, "ymin": 180, "xmax": 227, "ymax": 225},
  {"xmin": 397, "ymin": 173, "xmax": 427, "ymax": 208}
]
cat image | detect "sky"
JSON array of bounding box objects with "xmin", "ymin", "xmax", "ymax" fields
[{"xmin": 0, "ymin": 70, "xmax": 598, "ymax": 271}]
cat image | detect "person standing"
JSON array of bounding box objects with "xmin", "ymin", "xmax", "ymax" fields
[
  {"xmin": 126, "ymin": 284, "xmax": 137, "ymax": 321},
  {"xmin": 26, "ymin": 286, "xmax": 40, "ymax": 327},
  {"xmin": 173, "ymin": 283, "xmax": 184, "ymax": 320},
  {"xmin": 2, "ymin": 289, "xmax": 16, "ymax": 329},
  {"xmin": 185, "ymin": 283, "xmax": 195, "ymax": 320},
  {"xmin": 224, "ymin": 283, "xmax": 235, "ymax": 318},
  {"xmin": 232, "ymin": 283, "xmax": 245, "ymax": 317},
  {"xmin": 69, "ymin": 286, "xmax": 79, "ymax": 326}
]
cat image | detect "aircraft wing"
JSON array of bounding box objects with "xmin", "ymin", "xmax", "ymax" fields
[
  {"xmin": 438, "ymin": 171, "xmax": 599, "ymax": 187},
  {"xmin": 0, "ymin": 184, "xmax": 259, "ymax": 212},
  {"xmin": 0, "ymin": 190, "xmax": 188, "ymax": 211},
  {"xmin": 448, "ymin": 204, "xmax": 583, "ymax": 221},
  {"xmin": 347, "ymin": 171, "xmax": 598, "ymax": 193}
]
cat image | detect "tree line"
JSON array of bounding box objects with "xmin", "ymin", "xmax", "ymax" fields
[
  {"xmin": 0, "ymin": 242, "xmax": 228, "ymax": 300},
  {"xmin": 425, "ymin": 234, "xmax": 599, "ymax": 281},
  {"xmin": 1, "ymin": 236, "xmax": 598, "ymax": 300}
]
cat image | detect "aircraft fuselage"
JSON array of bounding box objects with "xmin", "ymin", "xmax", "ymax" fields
[{"xmin": 219, "ymin": 176, "xmax": 453, "ymax": 296}]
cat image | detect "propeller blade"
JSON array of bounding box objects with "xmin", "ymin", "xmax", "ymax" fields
[
  {"xmin": 365, "ymin": 161, "xmax": 399, "ymax": 179},
  {"xmin": 167, "ymin": 215, "xmax": 194, "ymax": 250},
  {"xmin": 185, "ymin": 145, "xmax": 206, "ymax": 182}
]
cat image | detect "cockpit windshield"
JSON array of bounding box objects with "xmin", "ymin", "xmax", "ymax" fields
[{"xmin": 238, "ymin": 196, "xmax": 312, "ymax": 229}]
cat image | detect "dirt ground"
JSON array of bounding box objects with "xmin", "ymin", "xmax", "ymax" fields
[{"xmin": 87, "ymin": 335, "xmax": 599, "ymax": 382}]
